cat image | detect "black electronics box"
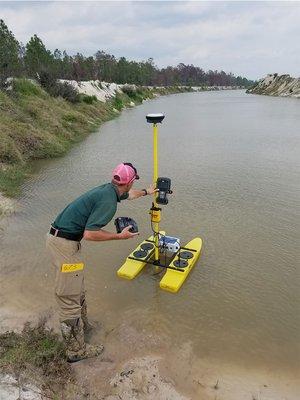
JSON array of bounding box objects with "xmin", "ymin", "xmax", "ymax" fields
[
  {"xmin": 156, "ymin": 177, "xmax": 172, "ymax": 205},
  {"xmin": 114, "ymin": 217, "xmax": 139, "ymax": 233}
]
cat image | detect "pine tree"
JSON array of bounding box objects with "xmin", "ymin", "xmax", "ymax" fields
[
  {"xmin": 24, "ymin": 34, "xmax": 54, "ymax": 78},
  {"xmin": 0, "ymin": 19, "xmax": 21, "ymax": 87}
]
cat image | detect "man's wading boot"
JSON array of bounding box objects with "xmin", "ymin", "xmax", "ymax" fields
[
  {"xmin": 60, "ymin": 318, "xmax": 104, "ymax": 363},
  {"xmin": 80, "ymin": 295, "xmax": 93, "ymax": 333}
]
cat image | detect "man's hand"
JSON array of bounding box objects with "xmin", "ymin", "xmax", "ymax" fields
[
  {"xmin": 128, "ymin": 184, "xmax": 158, "ymax": 200},
  {"xmin": 146, "ymin": 183, "xmax": 159, "ymax": 195},
  {"xmin": 119, "ymin": 225, "xmax": 139, "ymax": 239},
  {"xmin": 84, "ymin": 226, "xmax": 139, "ymax": 241}
]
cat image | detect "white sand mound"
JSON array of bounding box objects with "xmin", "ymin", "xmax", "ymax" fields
[
  {"xmin": 59, "ymin": 80, "xmax": 129, "ymax": 102},
  {"xmin": 248, "ymin": 73, "xmax": 300, "ymax": 98}
]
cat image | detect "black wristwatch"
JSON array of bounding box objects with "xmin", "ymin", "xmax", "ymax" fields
[{"xmin": 142, "ymin": 189, "xmax": 148, "ymax": 196}]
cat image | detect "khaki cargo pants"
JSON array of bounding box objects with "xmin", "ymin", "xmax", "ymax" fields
[{"xmin": 46, "ymin": 233, "xmax": 85, "ymax": 322}]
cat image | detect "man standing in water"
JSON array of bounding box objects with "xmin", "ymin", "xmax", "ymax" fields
[{"xmin": 46, "ymin": 163, "xmax": 156, "ymax": 362}]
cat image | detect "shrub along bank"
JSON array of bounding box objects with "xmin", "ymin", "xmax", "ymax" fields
[{"xmin": 0, "ymin": 79, "xmax": 191, "ymax": 198}]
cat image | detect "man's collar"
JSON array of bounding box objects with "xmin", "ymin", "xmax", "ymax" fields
[{"xmin": 111, "ymin": 183, "xmax": 121, "ymax": 202}]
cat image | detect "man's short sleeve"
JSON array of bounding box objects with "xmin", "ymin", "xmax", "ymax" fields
[{"xmin": 85, "ymin": 202, "xmax": 116, "ymax": 231}]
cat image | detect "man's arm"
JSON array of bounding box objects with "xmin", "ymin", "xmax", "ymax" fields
[
  {"xmin": 128, "ymin": 183, "xmax": 158, "ymax": 200},
  {"xmin": 83, "ymin": 226, "xmax": 138, "ymax": 241}
]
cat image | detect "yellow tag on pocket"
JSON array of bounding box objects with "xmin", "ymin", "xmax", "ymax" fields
[{"xmin": 61, "ymin": 263, "xmax": 84, "ymax": 273}]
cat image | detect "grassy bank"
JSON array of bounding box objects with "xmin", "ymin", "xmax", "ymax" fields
[
  {"xmin": 0, "ymin": 319, "xmax": 75, "ymax": 398},
  {"xmin": 0, "ymin": 79, "xmax": 191, "ymax": 198}
]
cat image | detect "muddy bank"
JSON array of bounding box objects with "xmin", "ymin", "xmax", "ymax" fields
[{"xmin": 1, "ymin": 312, "xmax": 299, "ymax": 400}]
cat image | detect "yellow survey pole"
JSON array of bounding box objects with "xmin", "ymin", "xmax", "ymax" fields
[
  {"xmin": 146, "ymin": 113, "xmax": 164, "ymax": 262},
  {"xmin": 153, "ymin": 123, "xmax": 159, "ymax": 261}
]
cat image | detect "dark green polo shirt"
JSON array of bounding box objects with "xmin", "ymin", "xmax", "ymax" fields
[{"xmin": 53, "ymin": 183, "xmax": 128, "ymax": 234}]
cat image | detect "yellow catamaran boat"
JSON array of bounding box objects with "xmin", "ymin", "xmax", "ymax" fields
[{"xmin": 117, "ymin": 114, "xmax": 202, "ymax": 293}]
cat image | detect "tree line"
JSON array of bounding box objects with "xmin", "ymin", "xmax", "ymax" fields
[{"xmin": 0, "ymin": 19, "xmax": 253, "ymax": 89}]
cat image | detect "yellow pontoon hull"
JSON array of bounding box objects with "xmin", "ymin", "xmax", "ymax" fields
[
  {"xmin": 117, "ymin": 232, "xmax": 165, "ymax": 280},
  {"xmin": 159, "ymin": 237, "xmax": 202, "ymax": 293}
]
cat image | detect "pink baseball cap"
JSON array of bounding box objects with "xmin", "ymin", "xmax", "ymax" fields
[{"xmin": 112, "ymin": 162, "xmax": 140, "ymax": 185}]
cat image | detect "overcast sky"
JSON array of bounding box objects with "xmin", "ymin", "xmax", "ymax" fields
[{"xmin": 1, "ymin": 1, "xmax": 299, "ymax": 80}]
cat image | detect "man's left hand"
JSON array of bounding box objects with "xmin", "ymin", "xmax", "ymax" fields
[{"xmin": 146, "ymin": 184, "xmax": 159, "ymax": 195}]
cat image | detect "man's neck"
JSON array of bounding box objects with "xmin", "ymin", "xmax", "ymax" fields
[{"xmin": 112, "ymin": 183, "xmax": 127, "ymax": 196}]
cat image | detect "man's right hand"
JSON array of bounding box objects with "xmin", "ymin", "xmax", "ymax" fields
[{"xmin": 119, "ymin": 225, "xmax": 139, "ymax": 239}]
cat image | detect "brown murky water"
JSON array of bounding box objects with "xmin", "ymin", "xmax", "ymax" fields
[{"xmin": 1, "ymin": 91, "xmax": 299, "ymax": 391}]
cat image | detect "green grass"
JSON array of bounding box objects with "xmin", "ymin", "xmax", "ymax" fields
[
  {"xmin": 12, "ymin": 78, "xmax": 46, "ymax": 97},
  {"xmin": 0, "ymin": 164, "xmax": 28, "ymax": 197},
  {"xmin": 0, "ymin": 80, "xmax": 192, "ymax": 198},
  {"xmin": 113, "ymin": 92, "xmax": 125, "ymax": 110},
  {"xmin": 0, "ymin": 80, "xmax": 114, "ymax": 196},
  {"xmin": 122, "ymin": 86, "xmax": 155, "ymax": 103}
]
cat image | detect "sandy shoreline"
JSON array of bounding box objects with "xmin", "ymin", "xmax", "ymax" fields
[
  {"xmin": 0, "ymin": 193, "xmax": 16, "ymax": 218},
  {"xmin": 1, "ymin": 305, "xmax": 299, "ymax": 400}
]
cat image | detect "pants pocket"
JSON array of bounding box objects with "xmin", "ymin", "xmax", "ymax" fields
[{"xmin": 55, "ymin": 268, "xmax": 84, "ymax": 296}]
